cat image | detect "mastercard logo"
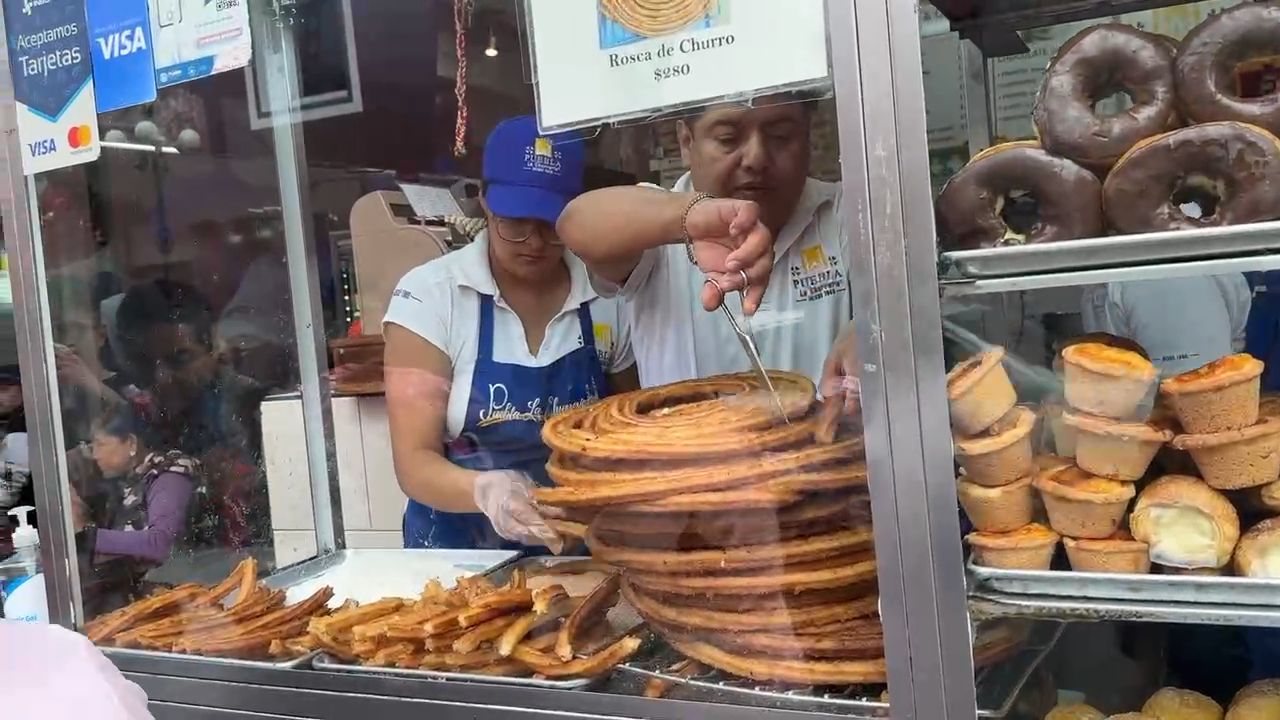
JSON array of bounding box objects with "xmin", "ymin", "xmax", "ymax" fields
[{"xmin": 66, "ymin": 125, "xmax": 92, "ymax": 149}]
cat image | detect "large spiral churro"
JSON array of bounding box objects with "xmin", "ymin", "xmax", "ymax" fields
[
  {"xmin": 599, "ymin": 0, "xmax": 715, "ymax": 37},
  {"xmin": 536, "ymin": 372, "xmax": 898, "ymax": 686}
]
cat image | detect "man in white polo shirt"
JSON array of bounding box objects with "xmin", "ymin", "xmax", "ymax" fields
[{"xmin": 557, "ymin": 96, "xmax": 857, "ymax": 405}]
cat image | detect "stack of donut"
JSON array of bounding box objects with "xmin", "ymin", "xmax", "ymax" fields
[
  {"xmin": 534, "ymin": 372, "xmax": 888, "ymax": 685},
  {"xmin": 937, "ymin": 2, "xmax": 1280, "ymax": 251}
]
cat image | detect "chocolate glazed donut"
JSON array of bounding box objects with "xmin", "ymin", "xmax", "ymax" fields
[
  {"xmin": 1176, "ymin": 1, "xmax": 1280, "ymax": 137},
  {"xmin": 936, "ymin": 142, "xmax": 1104, "ymax": 251},
  {"xmin": 1033, "ymin": 24, "xmax": 1179, "ymax": 173},
  {"xmin": 1103, "ymin": 122, "xmax": 1280, "ymax": 234}
]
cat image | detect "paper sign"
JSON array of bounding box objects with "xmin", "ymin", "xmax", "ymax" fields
[
  {"xmin": 2, "ymin": 0, "xmax": 100, "ymax": 175},
  {"xmin": 525, "ymin": 0, "xmax": 830, "ymax": 132},
  {"xmin": 149, "ymin": 0, "xmax": 251, "ymax": 88},
  {"xmin": 86, "ymin": 0, "xmax": 156, "ymax": 112}
]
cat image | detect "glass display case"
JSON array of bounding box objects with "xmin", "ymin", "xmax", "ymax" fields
[{"xmin": 3, "ymin": 0, "xmax": 1279, "ymax": 718}]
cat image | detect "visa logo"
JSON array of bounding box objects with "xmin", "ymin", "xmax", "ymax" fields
[
  {"xmin": 96, "ymin": 27, "xmax": 148, "ymax": 60},
  {"xmin": 28, "ymin": 138, "xmax": 56, "ymax": 157}
]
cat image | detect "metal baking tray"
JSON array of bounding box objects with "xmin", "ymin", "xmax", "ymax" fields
[
  {"xmin": 102, "ymin": 646, "xmax": 320, "ymax": 670},
  {"xmin": 968, "ymin": 558, "xmax": 1280, "ymax": 606},
  {"xmin": 940, "ymin": 221, "xmax": 1280, "ymax": 279},
  {"xmin": 266, "ymin": 548, "xmax": 522, "ymax": 605},
  {"xmin": 615, "ymin": 622, "xmax": 1063, "ymax": 717},
  {"xmin": 312, "ymin": 653, "xmax": 599, "ymax": 689}
]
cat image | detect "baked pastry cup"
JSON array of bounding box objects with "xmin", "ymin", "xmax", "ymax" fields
[
  {"xmin": 1063, "ymin": 411, "xmax": 1173, "ymax": 481},
  {"xmin": 1045, "ymin": 705, "xmax": 1105, "ymax": 720},
  {"xmin": 1063, "ymin": 530, "xmax": 1151, "ymax": 574},
  {"xmin": 1044, "ymin": 402, "xmax": 1078, "ymax": 457},
  {"xmin": 1033, "ymin": 465, "xmax": 1136, "ymax": 539},
  {"xmin": 966, "ymin": 523, "xmax": 1059, "ymax": 570},
  {"xmin": 1160, "ymin": 354, "xmax": 1264, "ymax": 434},
  {"xmin": 954, "ymin": 406, "xmax": 1036, "ymax": 487},
  {"xmin": 958, "ymin": 474, "xmax": 1033, "ymax": 532},
  {"xmin": 1234, "ymin": 517, "xmax": 1280, "ymax": 578},
  {"xmin": 1142, "ymin": 687, "xmax": 1223, "ymax": 720},
  {"xmin": 1170, "ymin": 417, "xmax": 1280, "ymax": 490},
  {"xmin": 1227, "ymin": 679, "xmax": 1280, "ymax": 720},
  {"xmin": 947, "ymin": 348, "xmax": 1017, "ymax": 435},
  {"xmin": 1061, "ymin": 342, "xmax": 1158, "ymax": 420},
  {"xmin": 1130, "ymin": 475, "xmax": 1240, "ymax": 570}
]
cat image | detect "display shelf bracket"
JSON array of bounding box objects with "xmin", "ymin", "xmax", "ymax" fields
[
  {"xmin": 971, "ymin": 591, "xmax": 1280, "ymax": 628},
  {"xmin": 931, "ymin": 0, "xmax": 1197, "ymax": 56}
]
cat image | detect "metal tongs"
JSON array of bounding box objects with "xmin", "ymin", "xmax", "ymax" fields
[{"xmin": 707, "ymin": 273, "xmax": 790, "ymax": 424}]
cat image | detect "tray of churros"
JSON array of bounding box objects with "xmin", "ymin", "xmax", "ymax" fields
[
  {"xmin": 89, "ymin": 557, "xmax": 336, "ymax": 669},
  {"xmin": 89, "ymin": 549, "xmax": 521, "ymax": 670},
  {"xmin": 310, "ymin": 557, "xmax": 644, "ymax": 688}
]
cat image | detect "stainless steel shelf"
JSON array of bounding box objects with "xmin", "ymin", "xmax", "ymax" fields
[
  {"xmin": 938, "ymin": 221, "xmax": 1280, "ymax": 297},
  {"xmin": 930, "ymin": 0, "xmax": 1195, "ymax": 56},
  {"xmin": 970, "ymin": 590, "xmax": 1280, "ymax": 627}
]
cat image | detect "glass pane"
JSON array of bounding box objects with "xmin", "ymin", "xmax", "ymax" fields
[
  {"xmin": 20, "ymin": 83, "xmax": 317, "ymax": 616},
  {"xmin": 920, "ymin": 0, "xmax": 1280, "ymax": 716}
]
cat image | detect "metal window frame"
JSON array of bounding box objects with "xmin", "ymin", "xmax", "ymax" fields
[{"xmin": 0, "ymin": 0, "xmax": 988, "ymax": 717}]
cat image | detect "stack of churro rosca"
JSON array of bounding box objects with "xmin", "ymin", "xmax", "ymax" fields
[{"xmin": 537, "ymin": 372, "xmax": 886, "ymax": 685}]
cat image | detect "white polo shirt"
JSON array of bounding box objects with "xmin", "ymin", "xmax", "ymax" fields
[
  {"xmin": 383, "ymin": 231, "xmax": 634, "ymax": 440},
  {"xmin": 596, "ymin": 173, "xmax": 852, "ymax": 387},
  {"xmin": 1081, "ymin": 274, "xmax": 1251, "ymax": 375}
]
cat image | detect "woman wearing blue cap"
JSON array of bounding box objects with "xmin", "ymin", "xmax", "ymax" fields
[{"xmin": 382, "ymin": 116, "xmax": 636, "ymax": 551}]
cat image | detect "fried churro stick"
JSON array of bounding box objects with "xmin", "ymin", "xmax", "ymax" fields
[
  {"xmin": 422, "ymin": 630, "xmax": 467, "ymax": 652},
  {"xmin": 556, "ymin": 574, "xmax": 620, "ymax": 661},
  {"xmin": 352, "ymin": 606, "xmax": 441, "ymax": 641},
  {"xmin": 470, "ymin": 660, "xmax": 531, "ymax": 677},
  {"xmin": 316, "ymin": 598, "xmax": 405, "ymax": 634},
  {"xmin": 497, "ymin": 596, "xmax": 579, "ymax": 657},
  {"xmin": 532, "ymin": 585, "xmax": 568, "ymax": 614},
  {"xmin": 369, "ymin": 642, "xmax": 416, "ymax": 667},
  {"xmin": 269, "ymin": 635, "xmax": 320, "ymax": 658},
  {"xmin": 511, "ymin": 635, "xmax": 642, "ymax": 678},
  {"xmin": 196, "ymin": 558, "xmax": 254, "ymax": 607},
  {"xmin": 442, "ymin": 649, "xmax": 503, "ymax": 668},
  {"xmin": 187, "ymin": 618, "xmax": 311, "ymax": 658},
  {"xmin": 88, "ymin": 584, "xmax": 206, "ymax": 644},
  {"xmin": 507, "ymin": 567, "xmax": 527, "ymax": 590},
  {"xmin": 230, "ymin": 557, "xmax": 260, "ymax": 608},
  {"xmin": 643, "ymin": 659, "xmax": 703, "ymax": 699},
  {"xmin": 452, "ymin": 614, "xmax": 521, "ymax": 654},
  {"xmin": 468, "ymin": 589, "xmax": 534, "ymax": 612},
  {"xmin": 668, "ymin": 637, "xmax": 887, "ymax": 685},
  {"xmin": 422, "ymin": 607, "xmax": 469, "ymax": 636},
  {"xmin": 312, "ymin": 628, "xmax": 358, "ymax": 662}
]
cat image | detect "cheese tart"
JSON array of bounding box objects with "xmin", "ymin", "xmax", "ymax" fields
[
  {"xmin": 1044, "ymin": 401, "xmax": 1078, "ymax": 457},
  {"xmin": 1160, "ymin": 354, "xmax": 1264, "ymax": 434},
  {"xmin": 1170, "ymin": 417, "xmax": 1280, "ymax": 490},
  {"xmin": 1234, "ymin": 517, "xmax": 1280, "ymax": 578},
  {"xmin": 947, "ymin": 348, "xmax": 1017, "ymax": 435},
  {"xmin": 1130, "ymin": 476, "xmax": 1240, "ymax": 570},
  {"xmin": 1061, "ymin": 342, "xmax": 1158, "ymax": 420},
  {"xmin": 954, "ymin": 406, "xmax": 1036, "ymax": 487},
  {"xmin": 966, "ymin": 523, "xmax": 1059, "ymax": 570},
  {"xmin": 1033, "ymin": 465, "xmax": 1136, "ymax": 539},
  {"xmin": 957, "ymin": 474, "xmax": 1033, "ymax": 532},
  {"xmin": 1063, "ymin": 411, "xmax": 1173, "ymax": 481},
  {"xmin": 1226, "ymin": 679, "xmax": 1280, "ymax": 720},
  {"xmin": 1108, "ymin": 714, "xmax": 1156, "ymax": 720},
  {"xmin": 1063, "ymin": 530, "xmax": 1151, "ymax": 574},
  {"xmin": 1141, "ymin": 687, "xmax": 1224, "ymax": 720},
  {"xmin": 1045, "ymin": 705, "xmax": 1106, "ymax": 720}
]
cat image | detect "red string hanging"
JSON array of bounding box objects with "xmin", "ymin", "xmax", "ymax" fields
[{"xmin": 453, "ymin": 0, "xmax": 473, "ymax": 158}]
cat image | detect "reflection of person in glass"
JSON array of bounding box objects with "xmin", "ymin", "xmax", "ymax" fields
[
  {"xmin": 115, "ymin": 280, "xmax": 270, "ymax": 550},
  {"xmin": 383, "ymin": 116, "xmax": 636, "ymax": 551},
  {"xmin": 556, "ymin": 94, "xmax": 859, "ymax": 414},
  {"xmin": 72, "ymin": 405, "xmax": 203, "ymax": 566}
]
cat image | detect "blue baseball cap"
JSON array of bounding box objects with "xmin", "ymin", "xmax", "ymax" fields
[{"xmin": 482, "ymin": 115, "xmax": 584, "ymax": 225}]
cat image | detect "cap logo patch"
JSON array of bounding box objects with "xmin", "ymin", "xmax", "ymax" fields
[{"xmin": 524, "ymin": 137, "xmax": 564, "ymax": 177}]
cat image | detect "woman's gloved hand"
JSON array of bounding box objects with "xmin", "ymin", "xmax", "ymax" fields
[{"xmin": 473, "ymin": 470, "xmax": 564, "ymax": 553}]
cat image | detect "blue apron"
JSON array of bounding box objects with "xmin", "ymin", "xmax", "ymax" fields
[{"xmin": 403, "ymin": 294, "xmax": 607, "ymax": 549}]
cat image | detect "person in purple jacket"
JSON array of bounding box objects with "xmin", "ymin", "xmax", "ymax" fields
[{"xmin": 72, "ymin": 405, "xmax": 201, "ymax": 566}]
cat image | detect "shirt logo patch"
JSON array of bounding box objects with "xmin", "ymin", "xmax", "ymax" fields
[
  {"xmin": 790, "ymin": 244, "xmax": 846, "ymax": 304},
  {"xmin": 593, "ymin": 323, "xmax": 612, "ymax": 367},
  {"xmin": 800, "ymin": 245, "xmax": 829, "ymax": 272}
]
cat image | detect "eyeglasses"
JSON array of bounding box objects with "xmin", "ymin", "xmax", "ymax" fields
[{"xmin": 492, "ymin": 217, "xmax": 563, "ymax": 245}]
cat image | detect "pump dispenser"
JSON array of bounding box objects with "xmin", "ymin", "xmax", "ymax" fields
[{"xmin": 1, "ymin": 505, "xmax": 47, "ymax": 622}]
